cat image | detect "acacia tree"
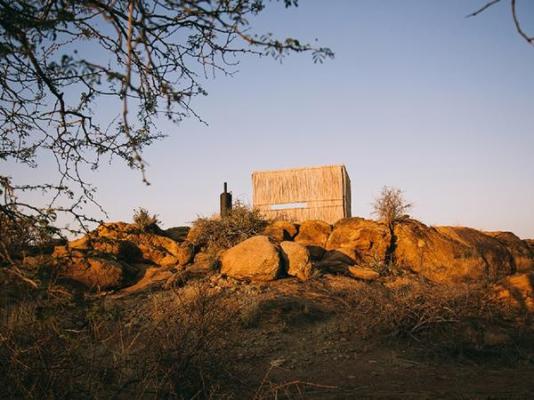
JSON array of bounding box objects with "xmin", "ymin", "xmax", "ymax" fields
[
  {"xmin": 0, "ymin": 0, "xmax": 333, "ymax": 266},
  {"xmin": 372, "ymin": 186, "xmax": 412, "ymax": 231}
]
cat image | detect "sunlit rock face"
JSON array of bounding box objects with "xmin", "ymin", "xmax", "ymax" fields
[
  {"xmin": 394, "ymin": 220, "xmax": 516, "ymax": 283},
  {"xmin": 220, "ymin": 235, "xmax": 282, "ymax": 281}
]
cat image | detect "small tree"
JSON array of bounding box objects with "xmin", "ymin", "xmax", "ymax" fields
[{"xmin": 372, "ymin": 186, "xmax": 412, "ymax": 230}]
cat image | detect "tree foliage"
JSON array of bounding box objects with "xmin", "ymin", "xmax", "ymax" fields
[
  {"xmin": 0, "ymin": 0, "xmax": 332, "ymax": 283},
  {"xmin": 0, "ymin": 0, "xmax": 332, "ymax": 244}
]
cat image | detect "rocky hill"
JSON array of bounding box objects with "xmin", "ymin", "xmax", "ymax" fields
[
  {"xmin": 3, "ymin": 216, "xmax": 534, "ymax": 398},
  {"xmin": 22, "ymin": 217, "xmax": 534, "ymax": 298}
]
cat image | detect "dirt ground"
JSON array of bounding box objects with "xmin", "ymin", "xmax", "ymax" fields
[{"xmin": 116, "ymin": 275, "xmax": 534, "ymax": 399}]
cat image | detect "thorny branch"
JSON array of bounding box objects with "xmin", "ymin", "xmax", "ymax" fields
[
  {"xmin": 467, "ymin": 0, "xmax": 533, "ymax": 45},
  {"xmin": 0, "ymin": 0, "xmax": 333, "ymax": 280}
]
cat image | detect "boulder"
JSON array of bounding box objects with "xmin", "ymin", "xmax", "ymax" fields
[
  {"xmin": 263, "ymin": 220, "xmax": 299, "ymax": 242},
  {"xmin": 164, "ymin": 226, "xmax": 190, "ymax": 242},
  {"xmin": 316, "ymin": 250, "xmax": 355, "ymax": 274},
  {"xmin": 348, "ymin": 266, "xmax": 380, "ymax": 281},
  {"xmin": 294, "ymin": 220, "xmax": 331, "ymax": 260},
  {"xmin": 280, "ymin": 241, "xmax": 313, "ymax": 280},
  {"xmin": 485, "ymin": 231, "xmax": 534, "ymax": 273},
  {"xmin": 294, "ymin": 220, "xmax": 331, "ymax": 247},
  {"xmin": 67, "ymin": 236, "xmax": 142, "ymax": 263},
  {"xmin": 57, "ymin": 256, "xmax": 124, "ymax": 289},
  {"xmin": 119, "ymin": 266, "xmax": 175, "ymax": 294},
  {"xmin": 97, "ymin": 222, "xmax": 139, "ymax": 237},
  {"xmin": 96, "ymin": 222, "xmax": 189, "ymax": 266},
  {"xmin": 437, "ymin": 227, "xmax": 514, "ymax": 279},
  {"xmin": 176, "ymin": 241, "xmax": 195, "ymax": 266},
  {"xmin": 325, "ymin": 217, "xmax": 391, "ymax": 265},
  {"xmin": 220, "ymin": 235, "xmax": 281, "ymax": 281},
  {"xmin": 394, "ymin": 220, "xmax": 513, "ymax": 283},
  {"xmin": 494, "ymin": 272, "xmax": 534, "ymax": 312},
  {"xmin": 188, "ymin": 251, "xmax": 217, "ymax": 274}
]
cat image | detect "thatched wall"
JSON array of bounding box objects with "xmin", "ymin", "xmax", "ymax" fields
[{"xmin": 252, "ymin": 165, "xmax": 351, "ymax": 224}]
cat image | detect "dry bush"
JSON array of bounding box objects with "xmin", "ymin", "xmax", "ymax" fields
[
  {"xmin": 190, "ymin": 201, "xmax": 269, "ymax": 260},
  {"xmin": 0, "ymin": 281, "xmax": 239, "ymax": 399},
  {"xmin": 372, "ymin": 186, "xmax": 412, "ymax": 229},
  {"xmin": 333, "ymin": 278, "xmax": 530, "ymax": 352},
  {"xmin": 132, "ymin": 207, "xmax": 160, "ymax": 232}
]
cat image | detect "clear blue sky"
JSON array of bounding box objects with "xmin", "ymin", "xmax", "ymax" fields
[{"xmin": 6, "ymin": 0, "xmax": 534, "ymax": 238}]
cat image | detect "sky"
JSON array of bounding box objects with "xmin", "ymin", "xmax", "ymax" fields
[{"xmin": 5, "ymin": 0, "xmax": 534, "ymax": 238}]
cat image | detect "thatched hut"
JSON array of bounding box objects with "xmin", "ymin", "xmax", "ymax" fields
[{"xmin": 252, "ymin": 165, "xmax": 351, "ymax": 224}]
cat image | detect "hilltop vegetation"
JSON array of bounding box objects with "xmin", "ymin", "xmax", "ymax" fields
[{"xmin": 1, "ymin": 207, "xmax": 534, "ymax": 398}]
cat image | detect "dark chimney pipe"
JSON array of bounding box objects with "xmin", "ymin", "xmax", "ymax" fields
[{"xmin": 220, "ymin": 182, "xmax": 232, "ymax": 217}]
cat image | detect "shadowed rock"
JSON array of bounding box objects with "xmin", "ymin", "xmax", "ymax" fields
[
  {"xmin": 485, "ymin": 231, "xmax": 534, "ymax": 272},
  {"xmin": 280, "ymin": 241, "xmax": 313, "ymax": 280},
  {"xmin": 263, "ymin": 220, "xmax": 299, "ymax": 242}
]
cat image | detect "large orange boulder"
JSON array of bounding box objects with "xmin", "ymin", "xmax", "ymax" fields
[
  {"xmin": 485, "ymin": 231, "xmax": 534, "ymax": 273},
  {"xmin": 325, "ymin": 217, "xmax": 391, "ymax": 265},
  {"xmin": 394, "ymin": 220, "xmax": 511, "ymax": 283},
  {"xmin": 294, "ymin": 220, "xmax": 332, "ymax": 260},
  {"xmin": 437, "ymin": 227, "xmax": 514, "ymax": 279},
  {"xmin": 280, "ymin": 241, "xmax": 313, "ymax": 281},
  {"xmin": 220, "ymin": 236, "xmax": 281, "ymax": 281},
  {"xmin": 96, "ymin": 222, "xmax": 193, "ymax": 266}
]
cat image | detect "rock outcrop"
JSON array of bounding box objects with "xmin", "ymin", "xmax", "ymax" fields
[
  {"xmin": 485, "ymin": 231, "xmax": 534, "ymax": 273},
  {"xmin": 220, "ymin": 235, "xmax": 282, "ymax": 281},
  {"xmin": 280, "ymin": 241, "xmax": 313, "ymax": 281},
  {"xmin": 63, "ymin": 236, "xmax": 143, "ymax": 263},
  {"xmin": 325, "ymin": 217, "xmax": 391, "ymax": 265},
  {"xmin": 163, "ymin": 226, "xmax": 191, "ymax": 242},
  {"xmin": 494, "ymin": 272, "xmax": 534, "ymax": 312},
  {"xmin": 394, "ymin": 220, "xmax": 514, "ymax": 283},
  {"xmin": 57, "ymin": 256, "xmax": 124, "ymax": 289},
  {"xmin": 263, "ymin": 220, "xmax": 299, "ymax": 242},
  {"xmin": 36, "ymin": 216, "xmax": 532, "ymax": 291},
  {"xmin": 97, "ymin": 222, "xmax": 193, "ymax": 266},
  {"xmin": 294, "ymin": 220, "xmax": 331, "ymax": 260},
  {"xmin": 436, "ymin": 226, "xmax": 514, "ymax": 279},
  {"xmin": 44, "ymin": 222, "xmax": 197, "ymax": 290}
]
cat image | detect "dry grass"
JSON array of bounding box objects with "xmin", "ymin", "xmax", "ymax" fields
[
  {"xmin": 132, "ymin": 207, "xmax": 160, "ymax": 232},
  {"xmin": 326, "ymin": 276, "xmax": 532, "ymax": 355},
  {"xmin": 0, "ymin": 281, "xmax": 239, "ymax": 399}
]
